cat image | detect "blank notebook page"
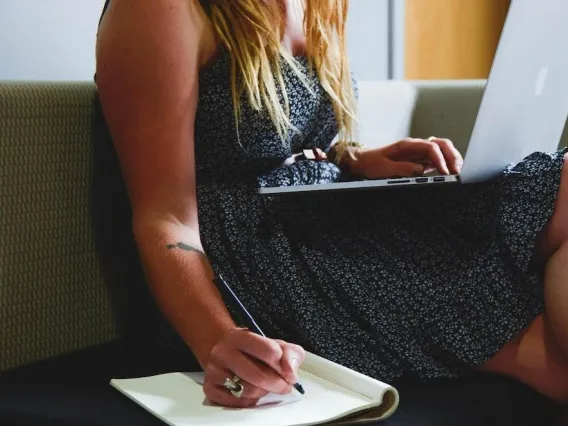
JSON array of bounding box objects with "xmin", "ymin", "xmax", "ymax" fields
[{"xmin": 111, "ymin": 370, "xmax": 375, "ymax": 426}]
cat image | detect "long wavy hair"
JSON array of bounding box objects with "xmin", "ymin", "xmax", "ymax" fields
[{"xmin": 206, "ymin": 0, "xmax": 357, "ymax": 143}]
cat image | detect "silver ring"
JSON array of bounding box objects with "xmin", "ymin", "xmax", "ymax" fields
[{"xmin": 223, "ymin": 375, "xmax": 244, "ymax": 398}]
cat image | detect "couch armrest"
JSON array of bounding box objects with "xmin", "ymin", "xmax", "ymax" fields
[{"xmin": 0, "ymin": 82, "xmax": 119, "ymax": 373}]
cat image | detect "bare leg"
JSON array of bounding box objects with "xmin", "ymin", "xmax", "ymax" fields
[
  {"xmin": 536, "ymin": 154, "xmax": 568, "ymax": 260},
  {"xmin": 477, "ymin": 244, "xmax": 568, "ymax": 404},
  {"xmin": 478, "ymin": 314, "xmax": 568, "ymax": 404},
  {"xmin": 539, "ymin": 154, "xmax": 568, "ymax": 355},
  {"xmin": 545, "ymin": 242, "xmax": 568, "ymax": 356},
  {"xmin": 477, "ymin": 155, "xmax": 568, "ymax": 403}
]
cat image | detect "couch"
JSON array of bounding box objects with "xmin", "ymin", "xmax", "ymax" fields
[{"xmin": 1, "ymin": 80, "xmax": 567, "ymax": 425}]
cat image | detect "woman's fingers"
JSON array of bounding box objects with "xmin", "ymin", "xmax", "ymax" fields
[
  {"xmin": 314, "ymin": 148, "xmax": 328, "ymax": 161},
  {"xmin": 203, "ymin": 330, "xmax": 308, "ymax": 408},
  {"xmin": 357, "ymin": 149, "xmax": 424, "ymax": 179},
  {"xmin": 227, "ymin": 351, "xmax": 290, "ymax": 395},
  {"xmin": 428, "ymin": 137, "xmax": 463, "ymax": 174},
  {"xmin": 274, "ymin": 340, "xmax": 306, "ymax": 385},
  {"xmin": 228, "ymin": 329, "xmax": 284, "ymax": 373},
  {"xmin": 210, "ymin": 348, "xmax": 291, "ymax": 395},
  {"xmin": 386, "ymin": 138, "xmax": 450, "ymax": 175},
  {"xmin": 211, "ymin": 331, "xmax": 292, "ymax": 395},
  {"xmin": 205, "ymin": 364, "xmax": 269, "ymax": 400},
  {"xmin": 202, "ymin": 379, "xmax": 259, "ymax": 408}
]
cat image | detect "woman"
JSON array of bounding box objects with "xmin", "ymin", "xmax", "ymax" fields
[{"xmin": 95, "ymin": 0, "xmax": 568, "ymax": 409}]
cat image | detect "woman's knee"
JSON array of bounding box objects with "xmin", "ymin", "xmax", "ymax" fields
[
  {"xmin": 535, "ymin": 154, "xmax": 568, "ymax": 263},
  {"xmin": 555, "ymin": 154, "xmax": 568, "ymax": 240},
  {"xmin": 478, "ymin": 315, "xmax": 568, "ymax": 405},
  {"xmin": 541, "ymin": 155, "xmax": 568, "ymax": 253}
]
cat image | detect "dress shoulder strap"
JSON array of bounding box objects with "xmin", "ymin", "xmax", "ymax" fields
[{"xmin": 99, "ymin": 0, "xmax": 110, "ymax": 26}]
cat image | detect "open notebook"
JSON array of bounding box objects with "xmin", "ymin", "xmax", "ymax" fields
[{"xmin": 110, "ymin": 351, "xmax": 399, "ymax": 426}]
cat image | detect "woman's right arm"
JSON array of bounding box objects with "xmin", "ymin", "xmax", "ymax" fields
[
  {"xmin": 95, "ymin": 0, "xmax": 304, "ymax": 407},
  {"xmin": 96, "ymin": 0, "xmax": 232, "ymax": 366}
]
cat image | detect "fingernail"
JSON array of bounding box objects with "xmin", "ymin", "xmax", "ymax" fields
[
  {"xmin": 290, "ymin": 358, "xmax": 300, "ymax": 381},
  {"xmin": 290, "ymin": 358, "xmax": 299, "ymax": 370},
  {"xmin": 413, "ymin": 165, "xmax": 424, "ymax": 176},
  {"xmin": 303, "ymin": 149, "xmax": 316, "ymax": 160}
]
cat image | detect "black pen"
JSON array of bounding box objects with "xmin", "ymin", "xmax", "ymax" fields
[{"xmin": 213, "ymin": 274, "xmax": 306, "ymax": 395}]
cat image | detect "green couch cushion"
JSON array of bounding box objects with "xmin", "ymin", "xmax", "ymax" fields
[{"xmin": 0, "ymin": 82, "xmax": 118, "ymax": 372}]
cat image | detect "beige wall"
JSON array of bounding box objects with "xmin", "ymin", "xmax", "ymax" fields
[{"xmin": 405, "ymin": 0, "xmax": 510, "ymax": 79}]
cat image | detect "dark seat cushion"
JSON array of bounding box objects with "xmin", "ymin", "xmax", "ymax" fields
[
  {"xmin": 0, "ymin": 341, "xmax": 561, "ymax": 426},
  {"xmin": 0, "ymin": 340, "xmax": 196, "ymax": 426}
]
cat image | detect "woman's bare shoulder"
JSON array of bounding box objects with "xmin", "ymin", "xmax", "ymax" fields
[{"xmin": 98, "ymin": 0, "xmax": 217, "ymax": 67}]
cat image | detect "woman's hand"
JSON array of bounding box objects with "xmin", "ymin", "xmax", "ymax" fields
[
  {"xmin": 203, "ymin": 328, "xmax": 305, "ymax": 408},
  {"xmin": 355, "ymin": 137, "xmax": 463, "ymax": 179}
]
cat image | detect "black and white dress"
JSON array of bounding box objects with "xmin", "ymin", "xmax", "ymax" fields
[{"xmin": 185, "ymin": 52, "xmax": 567, "ymax": 383}]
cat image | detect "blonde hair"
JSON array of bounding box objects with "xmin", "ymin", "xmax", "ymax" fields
[{"xmin": 207, "ymin": 0, "xmax": 357, "ymax": 143}]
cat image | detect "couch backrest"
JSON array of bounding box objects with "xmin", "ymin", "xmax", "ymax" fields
[
  {"xmin": 0, "ymin": 82, "xmax": 118, "ymax": 373},
  {"xmin": 356, "ymin": 80, "xmax": 418, "ymax": 148},
  {"xmin": 410, "ymin": 80, "xmax": 568, "ymax": 154}
]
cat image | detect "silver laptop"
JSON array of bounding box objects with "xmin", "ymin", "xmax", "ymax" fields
[{"xmin": 259, "ymin": 0, "xmax": 568, "ymax": 195}]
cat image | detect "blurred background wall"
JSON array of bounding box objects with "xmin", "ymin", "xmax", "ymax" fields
[{"xmin": 0, "ymin": 0, "xmax": 510, "ymax": 82}]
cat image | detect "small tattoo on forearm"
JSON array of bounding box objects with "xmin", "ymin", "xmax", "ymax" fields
[{"xmin": 166, "ymin": 242, "xmax": 204, "ymax": 256}]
